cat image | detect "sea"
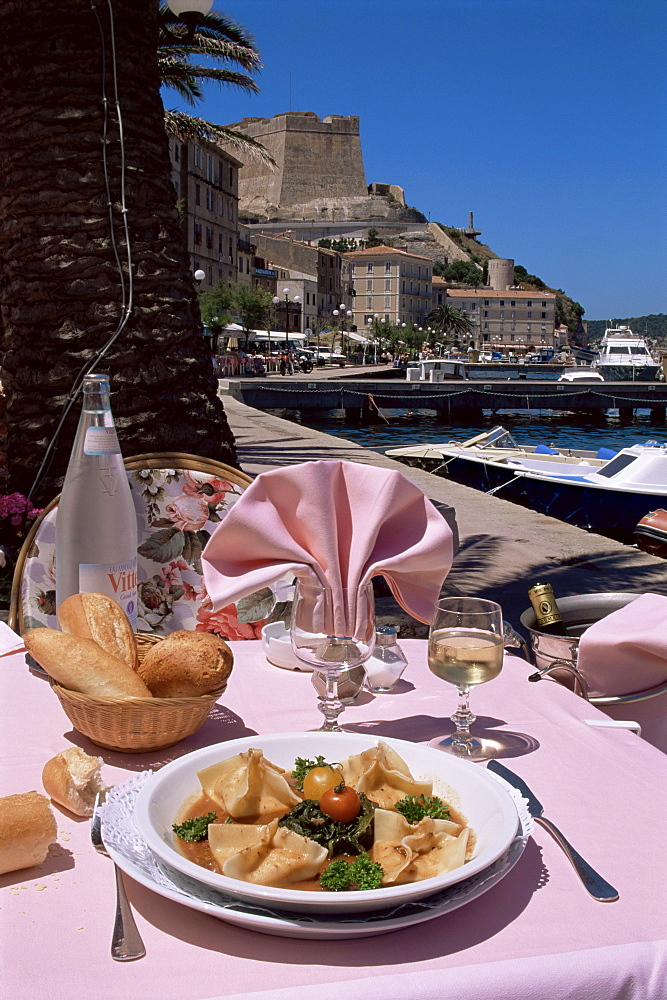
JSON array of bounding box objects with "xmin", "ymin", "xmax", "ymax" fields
[{"xmin": 274, "ymin": 406, "xmax": 667, "ymax": 456}]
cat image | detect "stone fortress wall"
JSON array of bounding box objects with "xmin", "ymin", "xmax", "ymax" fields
[{"xmin": 227, "ymin": 112, "xmax": 424, "ymax": 224}]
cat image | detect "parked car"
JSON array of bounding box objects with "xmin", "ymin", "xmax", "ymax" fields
[{"xmin": 305, "ymin": 348, "xmax": 347, "ymax": 366}]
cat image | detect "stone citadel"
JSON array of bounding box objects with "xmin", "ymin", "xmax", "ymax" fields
[{"xmin": 227, "ymin": 112, "xmax": 426, "ymax": 226}]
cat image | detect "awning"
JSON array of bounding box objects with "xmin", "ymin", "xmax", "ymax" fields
[{"xmin": 347, "ymin": 331, "xmax": 369, "ymax": 344}]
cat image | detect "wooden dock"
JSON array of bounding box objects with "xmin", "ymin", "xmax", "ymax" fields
[{"xmin": 223, "ymin": 377, "xmax": 667, "ymax": 421}]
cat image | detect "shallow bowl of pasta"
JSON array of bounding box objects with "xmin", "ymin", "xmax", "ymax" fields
[{"xmin": 134, "ymin": 732, "xmax": 520, "ymax": 914}]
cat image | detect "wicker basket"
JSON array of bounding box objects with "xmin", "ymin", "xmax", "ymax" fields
[{"xmin": 50, "ymin": 632, "xmax": 228, "ymax": 752}]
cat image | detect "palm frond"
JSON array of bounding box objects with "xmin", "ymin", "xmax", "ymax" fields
[
  {"xmin": 160, "ymin": 37, "xmax": 262, "ymax": 72},
  {"xmin": 164, "ymin": 110, "xmax": 276, "ymax": 167},
  {"xmin": 159, "ymin": 4, "xmax": 257, "ymax": 49}
]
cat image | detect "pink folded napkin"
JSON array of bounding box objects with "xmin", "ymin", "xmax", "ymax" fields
[
  {"xmin": 577, "ymin": 593, "xmax": 667, "ymax": 697},
  {"xmin": 202, "ymin": 460, "xmax": 453, "ymax": 635}
]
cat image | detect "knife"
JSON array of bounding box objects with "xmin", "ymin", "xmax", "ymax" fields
[{"xmin": 487, "ymin": 760, "xmax": 619, "ymax": 902}]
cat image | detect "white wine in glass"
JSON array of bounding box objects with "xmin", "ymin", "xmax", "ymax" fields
[{"xmin": 428, "ymin": 597, "xmax": 504, "ymax": 760}]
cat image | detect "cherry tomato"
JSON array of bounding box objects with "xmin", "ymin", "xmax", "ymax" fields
[
  {"xmin": 302, "ymin": 766, "xmax": 339, "ymax": 800},
  {"xmin": 319, "ymin": 784, "xmax": 361, "ymax": 823}
]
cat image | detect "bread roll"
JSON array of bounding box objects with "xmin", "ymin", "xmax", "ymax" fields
[
  {"xmin": 42, "ymin": 747, "xmax": 105, "ymax": 818},
  {"xmin": 58, "ymin": 592, "xmax": 137, "ymax": 671},
  {"xmin": 23, "ymin": 628, "xmax": 152, "ymax": 698},
  {"xmin": 137, "ymin": 630, "xmax": 233, "ymax": 697},
  {"xmin": 0, "ymin": 791, "xmax": 58, "ymax": 875}
]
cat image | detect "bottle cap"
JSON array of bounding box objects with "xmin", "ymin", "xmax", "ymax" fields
[{"xmin": 375, "ymin": 625, "xmax": 398, "ymax": 646}]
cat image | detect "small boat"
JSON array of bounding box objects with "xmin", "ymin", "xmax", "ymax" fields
[
  {"xmin": 386, "ymin": 425, "xmax": 611, "ymax": 475},
  {"xmin": 592, "ymin": 325, "xmax": 662, "ymax": 382},
  {"xmin": 387, "ymin": 427, "xmax": 667, "ymax": 542},
  {"xmin": 557, "ymin": 369, "xmax": 605, "ymax": 383}
]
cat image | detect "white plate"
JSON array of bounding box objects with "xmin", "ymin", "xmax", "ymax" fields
[
  {"xmin": 103, "ymin": 771, "xmax": 530, "ymax": 940},
  {"xmin": 133, "ymin": 732, "xmax": 522, "ymax": 914}
]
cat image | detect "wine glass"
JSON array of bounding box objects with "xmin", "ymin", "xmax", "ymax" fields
[
  {"xmin": 428, "ymin": 596, "xmax": 504, "ymax": 760},
  {"xmin": 290, "ymin": 579, "xmax": 375, "ymax": 731}
]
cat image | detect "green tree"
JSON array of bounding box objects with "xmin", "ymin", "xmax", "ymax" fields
[
  {"xmin": 364, "ymin": 227, "xmax": 384, "ymax": 248},
  {"xmin": 230, "ymin": 284, "xmax": 273, "ymax": 336},
  {"xmin": 436, "ymin": 260, "xmax": 484, "ymax": 287},
  {"xmin": 428, "ymin": 304, "xmax": 475, "ymax": 345},
  {"xmin": 0, "ymin": 0, "xmax": 240, "ymax": 502}
]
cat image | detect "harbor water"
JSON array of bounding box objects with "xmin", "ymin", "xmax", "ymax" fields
[{"xmin": 275, "ymin": 407, "xmax": 667, "ymax": 455}]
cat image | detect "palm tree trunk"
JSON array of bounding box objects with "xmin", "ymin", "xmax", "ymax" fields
[{"xmin": 0, "ymin": 0, "xmax": 237, "ymax": 504}]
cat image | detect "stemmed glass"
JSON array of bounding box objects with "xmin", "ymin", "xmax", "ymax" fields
[
  {"xmin": 428, "ymin": 597, "xmax": 505, "ymax": 760},
  {"xmin": 290, "ymin": 579, "xmax": 375, "ymax": 731}
]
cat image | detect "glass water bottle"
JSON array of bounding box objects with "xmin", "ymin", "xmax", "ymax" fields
[{"xmin": 55, "ymin": 374, "xmax": 138, "ymax": 627}]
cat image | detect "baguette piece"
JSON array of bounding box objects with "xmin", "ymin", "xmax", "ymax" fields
[
  {"xmin": 0, "ymin": 791, "xmax": 58, "ymax": 875},
  {"xmin": 58, "ymin": 592, "xmax": 137, "ymax": 671},
  {"xmin": 42, "ymin": 747, "xmax": 105, "ymax": 818},
  {"xmin": 137, "ymin": 630, "xmax": 233, "ymax": 697},
  {"xmin": 23, "ymin": 628, "xmax": 152, "ymax": 698}
]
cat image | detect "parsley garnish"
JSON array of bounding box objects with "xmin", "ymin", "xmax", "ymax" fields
[
  {"xmin": 394, "ymin": 795, "xmax": 450, "ymax": 823},
  {"xmin": 172, "ymin": 811, "xmax": 217, "ymax": 842},
  {"xmin": 320, "ymin": 853, "xmax": 384, "ymax": 891}
]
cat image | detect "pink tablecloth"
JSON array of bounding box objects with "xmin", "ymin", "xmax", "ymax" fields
[{"xmin": 1, "ymin": 641, "xmax": 666, "ymax": 1000}]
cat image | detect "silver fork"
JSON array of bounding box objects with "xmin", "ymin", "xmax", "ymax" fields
[{"xmin": 91, "ymin": 790, "xmax": 146, "ymax": 961}]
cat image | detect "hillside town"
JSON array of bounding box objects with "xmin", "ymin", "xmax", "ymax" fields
[{"xmin": 170, "ymin": 111, "xmax": 575, "ymax": 362}]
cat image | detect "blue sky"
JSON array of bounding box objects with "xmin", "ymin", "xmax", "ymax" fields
[{"xmin": 165, "ymin": 0, "xmax": 666, "ymax": 322}]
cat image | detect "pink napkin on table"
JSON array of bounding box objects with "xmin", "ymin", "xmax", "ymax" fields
[
  {"xmin": 577, "ymin": 592, "xmax": 667, "ymax": 697},
  {"xmin": 201, "ymin": 459, "xmax": 453, "ymax": 635}
]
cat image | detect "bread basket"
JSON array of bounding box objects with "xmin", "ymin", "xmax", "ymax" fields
[{"xmin": 50, "ymin": 633, "xmax": 228, "ymax": 752}]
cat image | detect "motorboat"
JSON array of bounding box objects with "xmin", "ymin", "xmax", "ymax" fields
[
  {"xmin": 405, "ymin": 358, "xmax": 468, "ymax": 382},
  {"xmin": 386, "ymin": 427, "xmax": 667, "ymax": 542},
  {"xmin": 557, "ymin": 369, "xmax": 605, "ymax": 383},
  {"xmin": 592, "ymin": 325, "xmax": 662, "ymax": 382},
  {"xmin": 386, "ymin": 425, "xmax": 611, "ymax": 475},
  {"xmin": 501, "ymin": 443, "xmax": 667, "ymax": 541}
]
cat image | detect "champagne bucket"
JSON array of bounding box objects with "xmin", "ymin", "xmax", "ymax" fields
[
  {"xmin": 519, "ymin": 592, "xmax": 640, "ymax": 696},
  {"xmin": 519, "ymin": 592, "xmax": 667, "ymax": 753}
]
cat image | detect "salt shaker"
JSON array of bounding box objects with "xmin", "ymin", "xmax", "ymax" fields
[{"xmin": 364, "ymin": 626, "xmax": 408, "ymax": 692}]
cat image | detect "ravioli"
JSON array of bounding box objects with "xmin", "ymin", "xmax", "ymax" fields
[
  {"xmin": 340, "ymin": 740, "xmax": 433, "ymax": 809},
  {"xmin": 197, "ymin": 748, "xmax": 300, "ymax": 820},
  {"xmin": 370, "ymin": 807, "xmax": 470, "ymax": 884},
  {"xmin": 208, "ymin": 819, "xmax": 328, "ymax": 885}
]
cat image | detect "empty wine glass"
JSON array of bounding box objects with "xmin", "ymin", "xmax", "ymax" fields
[
  {"xmin": 428, "ymin": 596, "xmax": 504, "ymax": 760},
  {"xmin": 290, "ymin": 579, "xmax": 375, "ymax": 731}
]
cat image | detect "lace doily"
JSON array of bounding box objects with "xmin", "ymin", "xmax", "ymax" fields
[{"xmin": 100, "ymin": 771, "xmax": 532, "ymax": 926}]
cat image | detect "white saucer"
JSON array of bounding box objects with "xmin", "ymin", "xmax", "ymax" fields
[{"xmin": 102, "ymin": 772, "xmax": 530, "ymax": 940}]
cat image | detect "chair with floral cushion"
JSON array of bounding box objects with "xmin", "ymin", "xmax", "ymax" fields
[{"xmin": 9, "ymin": 453, "xmax": 279, "ymax": 641}]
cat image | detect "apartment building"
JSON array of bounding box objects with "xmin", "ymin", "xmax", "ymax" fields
[
  {"xmin": 344, "ymin": 246, "xmax": 432, "ymax": 332},
  {"xmin": 251, "ymin": 233, "xmax": 352, "ymax": 330},
  {"xmin": 169, "ymin": 137, "xmax": 242, "ymax": 290},
  {"xmin": 236, "ymin": 224, "xmax": 256, "ymax": 288},
  {"xmin": 440, "ymin": 286, "xmax": 557, "ymax": 353}
]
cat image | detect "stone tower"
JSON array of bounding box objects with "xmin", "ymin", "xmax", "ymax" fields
[{"xmin": 228, "ymin": 112, "xmax": 367, "ymax": 218}]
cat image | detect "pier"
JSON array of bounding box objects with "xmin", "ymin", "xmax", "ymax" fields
[{"xmin": 223, "ymin": 376, "xmax": 667, "ymax": 423}]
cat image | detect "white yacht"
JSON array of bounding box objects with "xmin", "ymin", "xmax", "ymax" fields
[{"xmin": 592, "ymin": 325, "xmax": 662, "ymax": 381}]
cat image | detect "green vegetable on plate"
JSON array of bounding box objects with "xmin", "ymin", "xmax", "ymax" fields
[
  {"xmin": 172, "ymin": 811, "xmax": 217, "ymax": 842},
  {"xmin": 394, "ymin": 795, "xmax": 450, "ymax": 823},
  {"xmin": 320, "ymin": 853, "xmax": 384, "ymax": 891}
]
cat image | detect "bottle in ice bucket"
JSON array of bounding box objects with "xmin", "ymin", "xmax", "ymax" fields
[
  {"xmin": 55, "ymin": 374, "xmax": 138, "ymax": 627},
  {"xmin": 527, "ymin": 582, "xmax": 567, "ymax": 637}
]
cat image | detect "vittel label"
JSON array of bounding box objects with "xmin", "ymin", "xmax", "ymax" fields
[
  {"xmin": 84, "ymin": 427, "xmax": 122, "ymax": 456},
  {"xmin": 79, "ymin": 559, "xmax": 138, "ymax": 628}
]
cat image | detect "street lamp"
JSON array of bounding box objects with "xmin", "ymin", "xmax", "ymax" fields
[
  {"xmin": 332, "ymin": 302, "xmax": 352, "ymax": 361},
  {"xmin": 272, "ymin": 287, "xmax": 301, "ymax": 338}
]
